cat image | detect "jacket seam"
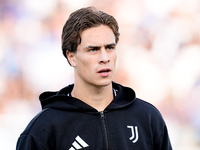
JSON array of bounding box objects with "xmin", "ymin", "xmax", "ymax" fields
[{"xmin": 20, "ymin": 134, "xmax": 47, "ymax": 150}]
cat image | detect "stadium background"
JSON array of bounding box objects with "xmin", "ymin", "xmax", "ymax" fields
[{"xmin": 0, "ymin": 0, "xmax": 200, "ymax": 149}]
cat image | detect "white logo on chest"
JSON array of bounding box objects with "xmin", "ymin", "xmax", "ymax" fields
[
  {"xmin": 127, "ymin": 126, "xmax": 139, "ymax": 143},
  {"xmin": 69, "ymin": 135, "xmax": 89, "ymax": 150}
]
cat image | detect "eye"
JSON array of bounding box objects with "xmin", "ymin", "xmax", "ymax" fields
[
  {"xmin": 88, "ymin": 48, "xmax": 98, "ymax": 52},
  {"xmin": 107, "ymin": 46, "xmax": 115, "ymax": 50}
]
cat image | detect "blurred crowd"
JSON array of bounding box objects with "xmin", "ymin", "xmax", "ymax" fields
[{"xmin": 0, "ymin": 0, "xmax": 200, "ymax": 149}]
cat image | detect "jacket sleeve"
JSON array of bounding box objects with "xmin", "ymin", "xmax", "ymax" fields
[
  {"xmin": 153, "ymin": 125, "xmax": 172, "ymax": 150},
  {"xmin": 16, "ymin": 135, "xmax": 45, "ymax": 150},
  {"xmin": 149, "ymin": 104, "xmax": 172, "ymax": 150}
]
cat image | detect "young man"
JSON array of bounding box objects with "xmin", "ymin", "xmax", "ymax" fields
[{"xmin": 16, "ymin": 7, "xmax": 172, "ymax": 150}]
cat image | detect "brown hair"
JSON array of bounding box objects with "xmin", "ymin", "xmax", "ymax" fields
[{"xmin": 61, "ymin": 6, "xmax": 120, "ymax": 64}]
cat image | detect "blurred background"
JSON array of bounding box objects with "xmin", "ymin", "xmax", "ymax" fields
[{"xmin": 0, "ymin": 0, "xmax": 200, "ymax": 149}]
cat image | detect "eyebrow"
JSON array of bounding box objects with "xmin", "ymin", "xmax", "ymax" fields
[
  {"xmin": 106, "ymin": 43, "xmax": 116, "ymax": 48},
  {"xmin": 84, "ymin": 43, "xmax": 116, "ymax": 50}
]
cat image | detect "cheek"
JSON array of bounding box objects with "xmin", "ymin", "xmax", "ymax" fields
[
  {"xmin": 79, "ymin": 62, "xmax": 87, "ymax": 73},
  {"xmin": 115, "ymin": 54, "xmax": 117, "ymax": 61},
  {"xmin": 78, "ymin": 58, "xmax": 92, "ymax": 74},
  {"xmin": 112, "ymin": 53, "xmax": 117, "ymax": 64}
]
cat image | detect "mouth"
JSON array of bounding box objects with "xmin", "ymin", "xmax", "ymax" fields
[
  {"xmin": 98, "ymin": 68, "xmax": 111, "ymax": 73},
  {"xmin": 97, "ymin": 68, "xmax": 111, "ymax": 77}
]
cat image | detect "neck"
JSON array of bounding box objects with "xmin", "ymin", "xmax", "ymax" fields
[{"xmin": 71, "ymin": 82, "xmax": 113, "ymax": 111}]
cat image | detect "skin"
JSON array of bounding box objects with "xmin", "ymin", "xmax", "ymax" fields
[{"xmin": 67, "ymin": 25, "xmax": 117, "ymax": 111}]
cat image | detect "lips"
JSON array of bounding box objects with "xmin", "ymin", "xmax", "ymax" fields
[
  {"xmin": 98, "ymin": 68, "xmax": 111, "ymax": 73},
  {"xmin": 97, "ymin": 68, "xmax": 111, "ymax": 77}
]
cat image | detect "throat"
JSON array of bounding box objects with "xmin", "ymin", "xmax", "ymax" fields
[{"xmin": 71, "ymin": 84, "xmax": 114, "ymax": 111}]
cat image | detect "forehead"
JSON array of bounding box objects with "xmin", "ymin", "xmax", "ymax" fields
[{"xmin": 80, "ymin": 25, "xmax": 116, "ymax": 46}]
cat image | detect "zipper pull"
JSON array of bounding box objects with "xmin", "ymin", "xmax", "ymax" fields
[{"xmin": 100, "ymin": 111, "xmax": 105, "ymax": 119}]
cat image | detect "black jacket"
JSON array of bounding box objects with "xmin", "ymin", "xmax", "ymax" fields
[{"xmin": 16, "ymin": 82, "xmax": 172, "ymax": 150}]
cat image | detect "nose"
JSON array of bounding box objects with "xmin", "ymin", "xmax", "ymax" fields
[{"xmin": 98, "ymin": 49, "xmax": 110, "ymax": 64}]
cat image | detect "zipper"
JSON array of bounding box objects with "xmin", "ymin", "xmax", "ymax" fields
[{"xmin": 99, "ymin": 111, "xmax": 109, "ymax": 150}]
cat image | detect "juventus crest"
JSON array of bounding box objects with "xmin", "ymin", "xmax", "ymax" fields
[{"xmin": 127, "ymin": 126, "xmax": 139, "ymax": 143}]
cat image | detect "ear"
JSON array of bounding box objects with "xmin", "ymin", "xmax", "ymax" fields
[{"xmin": 66, "ymin": 51, "xmax": 76, "ymax": 67}]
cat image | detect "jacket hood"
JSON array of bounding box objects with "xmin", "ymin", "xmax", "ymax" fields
[{"xmin": 39, "ymin": 82, "xmax": 136, "ymax": 112}]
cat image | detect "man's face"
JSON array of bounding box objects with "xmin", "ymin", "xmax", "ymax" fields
[{"xmin": 67, "ymin": 25, "xmax": 117, "ymax": 87}]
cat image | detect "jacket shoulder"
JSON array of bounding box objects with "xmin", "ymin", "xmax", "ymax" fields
[
  {"xmin": 21, "ymin": 108, "xmax": 49, "ymax": 135},
  {"xmin": 134, "ymin": 98, "xmax": 162, "ymax": 115},
  {"xmin": 134, "ymin": 98, "xmax": 172, "ymax": 148}
]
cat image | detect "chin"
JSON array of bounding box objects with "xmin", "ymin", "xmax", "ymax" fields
[{"xmin": 95, "ymin": 80, "xmax": 112, "ymax": 87}]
